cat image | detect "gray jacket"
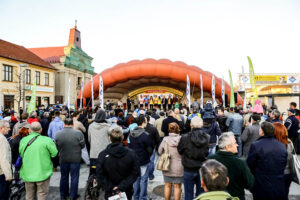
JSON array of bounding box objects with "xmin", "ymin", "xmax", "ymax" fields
[
  {"xmin": 88, "ymin": 122, "xmax": 111, "ymax": 159},
  {"xmin": 55, "ymin": 127, "xmax": 85, "ymax": 163},
  {"xmin": 241, "ymin": 122, "xmax": 260, "ymax": 157},
  {"xmin": 226, "ymin": 113, "xmax": 243, "ymax": 135},
  {"xmin": 0, "ymin": 133, "xmax": 12, "ymax": 180}
]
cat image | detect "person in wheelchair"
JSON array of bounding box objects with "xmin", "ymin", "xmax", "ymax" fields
[{"xmin": 96, "ymin": 125, "xmax": 140, "ymax": 200}]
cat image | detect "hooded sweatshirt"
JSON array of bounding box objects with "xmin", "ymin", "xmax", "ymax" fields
[
  {"xmin": 96, "ymin": 143, "xmax": 140, "ymax": 193},
  {"xmin": 129, "ymin": 127, "xmax": 153, "ymax": 166},
  {"xmin": 177, "ymin": 128, "xmax": 210, "ymax": 172},
  {"xmin": 158, "ymin": 133, "xmax": 183, "ymax": 177},
  {"xmin": 48, "ymin": 117, "xmax": 64, "ymax": 140},
  {"xmin": 88, "ymin": 110, "xmax": 111, "ymax": 159}
]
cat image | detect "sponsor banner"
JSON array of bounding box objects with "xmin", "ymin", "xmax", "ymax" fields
[
  {"xmin": 25, "ymin": 85, "xmax": 54, "ymax": 92},
  {"xmin": 292, "ymin": 85, "xmax": 299, "ymax": 93},
  {"xmin": 287, "ymin": 75, "xmax": 299, "ymax": 84}
]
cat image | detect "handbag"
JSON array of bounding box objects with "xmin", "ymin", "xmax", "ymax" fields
[
  {"xmin": 290, "ymin": 141, "xmax": 300, "ymax": 184},
  {"xmin": 157, "ymin": 141, "xmax": 170, "ymax": 171},
  {"xmin": 14, "ymin": 135, "xmax": 40, "ymax": 169}
]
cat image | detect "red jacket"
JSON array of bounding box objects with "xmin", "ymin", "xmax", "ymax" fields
[{"xmin": 27, "ymin": 117, "xmax": 39, "ymax": 124}]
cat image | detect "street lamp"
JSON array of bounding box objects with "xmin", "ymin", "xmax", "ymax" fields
[{"xmin": 20, "ymin": 64, "xmax": 28, "ymax": 111}]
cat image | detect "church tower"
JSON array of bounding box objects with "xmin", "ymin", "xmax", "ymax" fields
[{"xmin": 68, "ymin": 21, "xmax": 81, "ymax": 48}]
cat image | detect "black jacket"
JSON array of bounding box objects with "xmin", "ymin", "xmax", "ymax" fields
[
  {"xmin": 96, "ymin": 143, "xmax": 140, "ymax": 193},
  {"xmin": 40, "ymin": 118, "xmax": 50, "ymax": 136},
  {"xmin": 177, "ymin": 128, "xmax": 210, "ymax": 172},
  {"xmin": 217, "ymin": 115, "xmax": 228, "ymax": 132},
  {"xmin": 247, "ymin": 136, "xmax": 287, "ymax": 200},
  {"xmin": 162, "ymin": 116, "xmax": 181, "ymax": 137},
  {"xmin": 128, "ymin": 127, "xmax": 153, "ymax": 166},
  {"xmin": 202, "ymin": 121, "xmax": 221, "ymax": 144},
  {"xmin": 9, "ymin": 135, "xmax": 22, "ymax": 164},
  {"xmin": 145, "ymin": 123, "xmax": 161, "ymax": 151}
]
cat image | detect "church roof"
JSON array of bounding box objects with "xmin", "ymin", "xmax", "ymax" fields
[
  {"xmin": 28, "ymin": 46, "xmax": 65, "ymax": 63},
  {"xmin": 0, "ymin": 39, "xmax": 56, "ymax": 69}
]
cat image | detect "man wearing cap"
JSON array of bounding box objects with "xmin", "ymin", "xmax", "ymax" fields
[
  {"xmin": 284, "ymin": 108, "xmax": 299, "ymax": 149},
  {"xmin": 241, "ymin": 114, "xmax": 261, "ymax": 158}
]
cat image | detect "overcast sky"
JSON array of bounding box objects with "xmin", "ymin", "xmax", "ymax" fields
[{"xmin": 0, "ymin": 0, "xmax": 299, "ymax": 82}]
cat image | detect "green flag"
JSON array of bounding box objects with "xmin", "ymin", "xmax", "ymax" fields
[
  {"xmin": 27, "ymin": 80, "xmax": 37, "ymax": 114},
  {"xmin": 247, "ymin": 56, "xmax": 258, "ymax": 104},
  {"xmin": 228, "ymin": 70, "xmax": 235, "ymax": 108}
]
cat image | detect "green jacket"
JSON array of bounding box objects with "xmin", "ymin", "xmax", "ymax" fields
[
  {"xmin": 19, "ymin": 132, "xmax": 58, "ymax": 182},
  {"xmin": 194, "ymin": 191, "xmax": 239, "ymax": 200},
  {"xmin": 208, "ymin": 151, "xmax": 254, "ymax": 200}
]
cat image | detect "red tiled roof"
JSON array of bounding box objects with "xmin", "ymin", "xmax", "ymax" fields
[
  {"xmin": 0, "ymin": 39, "xmax": 55, "ymax": 69},
  {"xmin": 28, "ymin": 46, "xmax": 65, "ymax": 64}
]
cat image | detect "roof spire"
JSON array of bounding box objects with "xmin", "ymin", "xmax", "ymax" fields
[{"xmin": 75, "ymin": 19, "xmax": 77, "ymax": 29}]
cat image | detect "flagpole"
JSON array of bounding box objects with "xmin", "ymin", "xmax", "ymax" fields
[
  {"xmin": 80, "ymin": 76, "xmax": 84, "ymax": 109},
  {"xmin": 200, "ymin": 74, "xmax": 203, "ymax": 109},
  {"xmin": 186, "ymin": 75, "xmax": 191, "ymax": 109},
  {"xmin": 212, "ymin": 75, "xmax": 216, "ymax": 108},
  {"xmin": 91, "ymin": 75, "xmax": 94, "ymax": 109}
]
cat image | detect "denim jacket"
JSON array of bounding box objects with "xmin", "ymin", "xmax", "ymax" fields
[{"xmin": 226, "ymin": 113, "xmax": 243, "ymax": 135}]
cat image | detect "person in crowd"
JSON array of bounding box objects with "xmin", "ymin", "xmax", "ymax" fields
[
  {"xmin": 145, "ymin": 115, "xmax": 161, "ymax": 180},
  {"xmin": 284, "ymin": 108, "xmax": 299, "ymax": 150},
  {"xmin": 12, "ymin": 112, "xmax": 29, "ymax": 136},
  {"xmin": 88, "ymin": 110, "xmax": 111, "ymax": 173},
  {"xmin": 151, "ymin": 109, "xmax": 160, "ymax": 120},
  {"xmin": 194, "ymin": 160, "xmax": 239, "ymax": 200},
  {"xmin": 162, "ymin": 96, "xmax": 168, "ymax": 111},
  {"xmin": 55, "ymin": 118, "xmax": 85, "ymax": 200},
  {"xmin": 208, "ymin": 132, "xmax": 254, "ymax": 200},
  {"xmin": 290, "ymin": 102, "xmax": 300, "ymax": 118},
  {"xmin": 128, "ymin": 115, "xmax": 153, "ymax": 200},
  {"xmin": 97, "ymin": 125, "xmax": 140, "ymax": 200},
  {"xmin": 10, "ymin": 110, "xmax": 18, "ymax": 124},
  {"xmin": 158, "ymin": 96, "xmax": 162, "ymax": 110},
  {"xmin": 73, "ymin": 111, "xmax": 90, "ymax": 165},
  {"xmin": 273, "ymin": 122, "xmax": 294, "ymax": 200},
  {"xmin": 127, "ymin": 96, "xmax": 132, "ymax": 110},
  {"xmin": 78, "ymin": 109, "xmax": 90, "ymax": 152},
  {"xmin": 174, "ymin": 108, "xmax": 184, "ymax": 124},
  {"xmin": 10, "ymin": 126, "xmax": 30, "ymax": 165},
  {"xmin": 241, "ymin": 114, "xmax": 261, "ymax": 158},
  {"xmin": 27, "ymin": 111, "xmax": 39, "ymax": 124},
  {"xmin": 149, "ymin": 96, "xmax": 154, "ymax": 110},
  {"xmin": 226, "ymin": 106, "xmax": 244, "ymax": 156},
  {"xmin": 271, "ymin": 109, "xmax": 282, "ymax": 123},
  {"xmin": 177, "ymin": 116, "xmax": 210, "ymax": 200},
  {"xmin": 0, "ymin": 110, "xmax": 3, "ymax": 120},
  {"xmin": 19, "ymin": 122, "xmax": 58, "ymax": 200},
  {"xmin": 155, "ymin": 111, "xmax": 165, "ymax": 139},
  {"xmin": 134, "ymin": 97, "xmax": 139, "ymax": 110},
  {"xmin": 162, "ymin": 110, "xmax": 181, "ymax": 137},
  {"xmin": 48, "ymin": 111, "xmax": 64, "ymax": 140},
  {"xmin": 124, "ymin": 110, "xmax": 133, "ymax": 127},
  {"xmin": 40, "ymin": 112, "xmax": 50, "ymax": 136},
  {"xmin": 247, "ymin": 121, "xmax": 287, "ymax": 200},
  {"xmin": 48, "ymin": 111, "xmax": 64, "ymax": 170},
  {"xmin": 192, "ymin": 99, "xmax": 200, "ymax": 111},
  {"xmin": 0, "ymin": 120, "xmax": 13, "ymax": 200},
  {"xmin": 144, "ymin": 96, "xmax": 149, "ymax": 109},
  {"xmin": 167, "ymin": 96, "xmax": 173, "ymax": 110},
  {"xmin": 216, "ymin": 107, "xmax": 228, "ymax": 133},
  {"xmin": 158, "ymin": 123, "xmax": 183, "ymax": 200}
]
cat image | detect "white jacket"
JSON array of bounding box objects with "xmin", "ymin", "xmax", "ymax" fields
[{"xmin": 0, "ymin": 133, "xmax": 12, "ymax": 180}]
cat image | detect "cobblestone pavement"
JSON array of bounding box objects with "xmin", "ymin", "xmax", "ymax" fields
[{"xmin": 48, "ymin": 158, "xmax": 300, "ymax": 200}]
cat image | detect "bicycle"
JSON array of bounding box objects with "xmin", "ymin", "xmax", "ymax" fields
[{"xmin": 84, "ymin": 165, "xmax": 104, "ymax": 200}]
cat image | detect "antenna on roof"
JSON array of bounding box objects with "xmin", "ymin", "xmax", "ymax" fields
[{"xmin": 75, "ymin": 20, "xmax": 77, "ymax": 29}]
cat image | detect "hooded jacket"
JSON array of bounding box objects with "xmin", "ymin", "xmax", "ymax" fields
[
  {"xmin": 177, "ymin": 128, "xmax": 210, "ymax": 172},
  {"xmin": 202, "ymin": 121, "xmax": 221, "ymax": 144},
  {"xmin": 88, "ymin": 110, "xmax": 111, "ymax": 159},
  {"xmin": 241, "ymin": 122, "xmax": 260, "ymax": 157},
  {"xmin": 158, "ymin": 133, "xmax": 183, "ymax": 177},
  {"xmin": 129, "ymin": 127, "xmax": 153, "ymax": 166},
  {"xmin": 48, "ymin": 117, "xmax": 64, "ymax": 140},
  {"xmin": 96, "ymin": 143, "xmax": 140, "ymax": 194}
]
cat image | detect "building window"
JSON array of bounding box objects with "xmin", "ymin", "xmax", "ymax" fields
[
  {"xmin": 3, "ymin": 65, "xmax": 13, "ymax": 82},
  {"xmin": 45, "ymin": 73, "xmax": 49, "ymax": 86},
  {"xmin": 26, "ymin": 69, "xmax": 31, "ymax": 84},
  {"xmin": 36, "ymin": 71, "xmax": 40, "ymax": 85}
]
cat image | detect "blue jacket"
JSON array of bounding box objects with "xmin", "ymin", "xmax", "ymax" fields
[
  {"xmin": 226, "ymin": 113, "xmax": 243, "ymax": 135},
  {"xmin": 48, "ymin": 117, "xmax": 64, "ymax": 140},
  {"xmin": 247, "ymin": 136, "xmax": 287, "ymax": 200},
  {"xmin": 202, "ymin": 121, "xmax": 221, "ymax": 144},
  {"xmin": 129, "ymin": 127, "xmax": 153, "ymax": 166}
]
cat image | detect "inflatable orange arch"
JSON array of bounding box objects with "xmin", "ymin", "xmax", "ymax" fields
[{"xmin": 76, "ymin": 58, "xmax": 243, "ymax": 107}]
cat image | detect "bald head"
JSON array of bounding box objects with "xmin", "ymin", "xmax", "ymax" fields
[{"xmin": 30, "ymin": 122, "xmax": 42, "ymax": 133}]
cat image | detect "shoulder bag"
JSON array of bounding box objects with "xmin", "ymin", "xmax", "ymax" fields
[
  {"xmin": 157, "ymin": 141, "xmax": 170, "ymax": 171},
  {"xmin": 15, "ymin": 135, "xmax": 40, "ymax": 169}
]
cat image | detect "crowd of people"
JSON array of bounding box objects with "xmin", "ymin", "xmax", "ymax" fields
[{"xmin": 0, "ymin": 98, "xmax": 299, "ymax": 200}]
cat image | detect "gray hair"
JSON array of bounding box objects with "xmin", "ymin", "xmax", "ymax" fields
[
  {"xmin": 108, "ymin": 125, "xmax": 123, "ymax": 140},
  {"xmin": 218, "ymin": 132, "xmax": 235, "ymax": 150},
  {"xmin": 30, "ymin": 111, "xmax": 37, "ymax": 117},
  {"xmin": 43, "ymin": 112, "xmax": 49, "ymax": 118},
  {"xmin": 191, "ymin": 116, "xmax": 203, "ymax": 128},
  {"xmin": 0, "ymin": 120, "xmax": 9, "ymax": 128},
  {"xmin": 272, "ymin": 109, "xmax": 281, "ymax": 118},
  {"xmin": 30, "ymin": 122, "xmax": 42, "ymax": 132}
]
